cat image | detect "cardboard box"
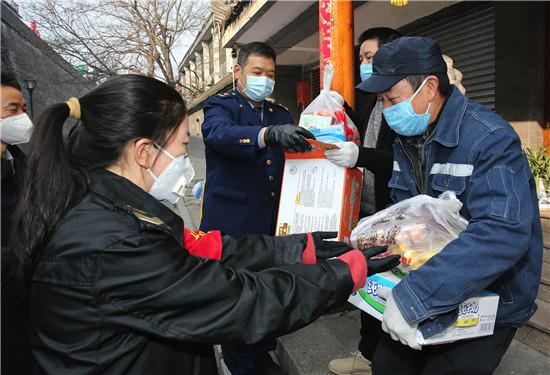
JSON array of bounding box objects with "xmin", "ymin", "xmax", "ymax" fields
[
  {"xmin": 275, "ymin": 140, "xmax": 363, "ymax": 242},
  {"xmin": 348, "ymin": 270, "xmax": 499, "ymax": 345}
]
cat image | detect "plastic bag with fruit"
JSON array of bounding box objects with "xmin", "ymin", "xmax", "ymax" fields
[
  {"xmin": 350, "ymin": 191, "xmax": 468, "ymax": 273},
  {"xmin": 298, "ymin": 62, "xmax": 360, "ymax": 144}
]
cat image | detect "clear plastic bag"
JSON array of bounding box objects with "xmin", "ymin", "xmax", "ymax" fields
[
  {"xmin": 350, "ymin": 191, "xmax": 468, "ymax": 272},
  {"xmin": 298, "ymin": 62, "xmax": 360, "ymax": 144}
]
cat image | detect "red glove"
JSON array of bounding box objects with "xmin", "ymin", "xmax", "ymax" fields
[
  {"xmin": 183, "ymin": 228, "xmax": 222, "ymax": 260},
  {"xmin": 337, "ymin": 250, "xmax": 367, "ymax": 292},
  {"xmin": 302, "ymin": 231, "xmax": 354, "ymax": 264},
  {"xmin": 337, "ymin": 246, "xmax": 401, "ymax": 293}
]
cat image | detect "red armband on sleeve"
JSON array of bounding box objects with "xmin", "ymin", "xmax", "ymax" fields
[
  {"xmin": 183, "ymin": 228, "xmax": 223, "ymax": 261},
  {"xmin": 302, "ymin": 233, "xmax": 317, "ymax": 264},
  {"xmin": 337, "ymin": 250, "xmax": 367, "ymax": 293}
]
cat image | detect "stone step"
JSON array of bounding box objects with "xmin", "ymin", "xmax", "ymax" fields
[
  {"xmin": 542, "ymin": 210, "xmax": 550, "ymax": 263},
  {"xmin": 518, "ymin": 298, "xmax": 550, "ymax": 356},
  {"xmin": 276, "ymin": 309, "xmax": 550, "ymax": 375},
  {"xmin": 498, "ymin": 338, "xmax": 550, "ymax": 374},
  {"xmin": 538, "ymin": 282, "xmax": 550, "ymax": 303},
  {"xmin": 540, "ymin": 209, "xmax": 550, "ymax": 233},
  {"xmin": 528, "ymin": 299, "xmax": 550, "ymax": 335},
  {"xmin": 276, "ymin": 310, "xmax": 361, "ymax": 375},
  {"xmin": 542, "ymin": 263, "xmax": 550, "ymax": 286},
  {"xmin": 516, "ymin": 323, "xmax": 550, "ymax": 357}
]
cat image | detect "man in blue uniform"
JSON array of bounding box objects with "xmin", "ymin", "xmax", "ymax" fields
[{"xmin": 200, "ymin": 42, "xmax": 314, "ymax": 375}]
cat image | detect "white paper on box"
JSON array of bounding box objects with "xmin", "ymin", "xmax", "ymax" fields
[
  {"xmin": 299, "ymin": 114, "xmax": 332, "ymax": 130},
  {"xmin": 276, "ymin": 159, "xmax": 345, "ymax": 234},
  {"xmin": 348, "ymin": 271, "xmax": 499, "ymax": 345}
]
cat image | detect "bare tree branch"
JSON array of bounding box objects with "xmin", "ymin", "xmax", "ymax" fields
[{"xmin": 20, "ymin": 0, "xmax": 210, "ymax": 87}]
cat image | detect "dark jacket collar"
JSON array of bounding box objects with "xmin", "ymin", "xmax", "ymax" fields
[
  {"xmin": 430, "ymin": 86, "xmax": 468, "ymax": 148},
  {"xmin": 2, "ymin": 145, "xmax": 26, "ymax": 182},
  {"xmin": 6, "ymin": 144, "xmax": 26, "ymax": 159},
  {"xmin": 88, "ymin": 169, "xmax": 184, "ymax": 243}
]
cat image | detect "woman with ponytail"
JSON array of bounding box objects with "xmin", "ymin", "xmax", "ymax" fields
[{"xmin": 12, "ymin": 75, "xmax": 398, "ymax": 375}]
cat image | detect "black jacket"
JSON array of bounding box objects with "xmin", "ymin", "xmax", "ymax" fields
[
  {"xmin": 346, "ymin": 93, "xmax": 397, "ymax": 213},
  {"xmin": 1, "ymin": 145, "xmax": 26, "ymax": 247},
  {"xmin": 1, "ymin": 145, "xmax": 33, "ymax": 375},
  {"xmin": 30, "ymin": 169, "xmax": 354, "ymax": 375}
]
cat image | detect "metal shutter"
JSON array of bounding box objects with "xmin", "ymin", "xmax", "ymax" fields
[
  {"xmin": 402, "ymin": 4, "xmax": 495, "ymax": 110},
  {"xmin": 311, "ymin": 66, "xmax": 320, "ymax": 99}
]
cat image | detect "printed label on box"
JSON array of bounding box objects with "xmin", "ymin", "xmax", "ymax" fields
[
  {"xmin": 357, "ymin": 274, "xmax": 398, "ymax": 315},
  {"xmin": 277, "ymin": 142, "xmax": 362, "ymax": 241},
  {"xmin": 277, "ymin": 160, "xmax": 345, "ymax": 235}
]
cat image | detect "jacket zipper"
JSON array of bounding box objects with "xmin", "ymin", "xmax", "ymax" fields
[
  {"xmin": 398, "ymin": 137, "xmax": 423, "ymax": 193},
  {"xmin": 421, "ymin": 131, "xmax": 437, "ymax": 194},
  {"xmin": 420, "ymin": 142, "xmax": 428, "ymax": 194}
]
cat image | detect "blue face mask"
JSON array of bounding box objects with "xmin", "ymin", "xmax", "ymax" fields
[
  {"xmin": 241, "ymin": 75, "xmax": 275, "ymax": 102},
  {"xmin": 360, "ymin": 63, "xmax": 373, "ymax": 82},
  {"xmin": 382, "ymin": 78, "xmax": 432, "ymax": 137}
]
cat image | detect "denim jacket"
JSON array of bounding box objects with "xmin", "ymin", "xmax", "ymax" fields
[{"xmin": 389, "ymin": 87, "xmax": 543, "ymax": 337}]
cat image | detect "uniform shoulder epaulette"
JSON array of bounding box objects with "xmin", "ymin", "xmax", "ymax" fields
[
  {"xmin": 265, "ymin": 97, "xmax": 289, "ymax": 112},
  {"xmin": 273, "ymin": 101, "xmax": 290, "ymax": 112},
  {"xmin": 125, "ymin": 206, "xmax": 170, "ymax": 233},
  {"xmin": 216, "ymin": 90, "xmax": 237, "ymax": 99}
]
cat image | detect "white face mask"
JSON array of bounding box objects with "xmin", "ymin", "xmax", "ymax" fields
[
  {"xmin": 147, "ymin": 145, "xmax": 195, "ymax": 204},
  {"xmin": 0, "ymin": 113, "xmax": 33, "ymax": 144}
]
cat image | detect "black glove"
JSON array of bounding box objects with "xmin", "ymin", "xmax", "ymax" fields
[
  {"xmin": 311, "ymin": 231, "xmax": 353, "ymax": 259},
  {"xmin": 264, "ymin": 124, "xmax": 315, "ymax": 153},
  {"xmin": 360, "ymin": 246, "xmax": 401, "ymax": 276}
]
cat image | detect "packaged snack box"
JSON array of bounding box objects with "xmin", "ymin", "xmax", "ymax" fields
[
  {"xmin": 348, "ymin": 270, "xmax": 499, "ymax": 345},
  {"xmin": 276, "ymin": 140, "xmax": 362, "ymax": 242}
]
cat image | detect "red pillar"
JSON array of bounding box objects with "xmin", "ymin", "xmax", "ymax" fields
[{"xmin": 319, "ymin": 0, "xmax": 355, "ymax": 109}]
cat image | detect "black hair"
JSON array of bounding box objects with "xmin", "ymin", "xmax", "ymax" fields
[
  {"xmin": 12, "ymin": 74, "xmax": 187, "ymax": 281},
  {"xmin": 237, "ymin": 42, "xmax": 276, "ymax": 67},
  {"xmin": 358, "ymin": 27, "xmax": 402, "ymax": 47},
  {"xmin": 405, "ymin": 73, "xmax": 451, "ymax": 97},
  {"xmin": 1, "ymin": 70, "xmax": 21, "ymax": 91}
]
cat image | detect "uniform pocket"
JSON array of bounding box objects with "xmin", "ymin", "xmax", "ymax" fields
[
  {"xmin": 388, "ymin": 171, "xmax": 411, "ymax": 202},
  {"xmin": 431, "ymin": 174, "xmax": 467, "ymax": 196},
  {"xmin": 388, "ymin": 171, "xmax": 409, "ymax": 191},
  {"xmin": 210, "ymin": 186, "xmax": 248, "ymax": 203}
]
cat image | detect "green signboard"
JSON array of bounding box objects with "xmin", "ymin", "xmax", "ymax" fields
[{"xmin": 74, "ymin": 64, "xmax": 88, "ymax": 74}]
